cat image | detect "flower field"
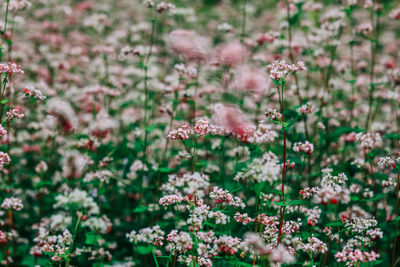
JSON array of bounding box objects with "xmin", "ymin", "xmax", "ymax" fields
[{"xmin": 0, "ymin": 0, "xmax": 400, "ymax": 266}]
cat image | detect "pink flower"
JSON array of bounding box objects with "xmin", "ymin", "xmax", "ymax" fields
[
  {"xmin": 0, "ymin": 152, "xmax": 10, "ymax": 165},
  {"xmin": 212, "ymin": 104, "xmax": 253, "ymax": 142},
  {"xmin": 7, "ymin": 108, "xmax": 24, "ymax": 121},
  {"xmin": 216, "ymin": 42, "xmax": 248, "ymax": 66},
  {"xmin": 231, "ymin": 65, "xmax": 268, "ymax": 95},
  {"xmin": 0, "ymin": 62, "xmax": 24, "ymax": 75},
  {"xmin": 390, "ymin": 7, "xmax": 400, "ymax": 19},
  {"xmin": 169, "ymin": 29, "xmax": 210, "ymax": 61}
]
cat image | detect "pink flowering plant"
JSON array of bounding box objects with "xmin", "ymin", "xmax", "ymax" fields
[{"xmin": 0, "ymin": 0, "xmax": 399, "ymax": 266}]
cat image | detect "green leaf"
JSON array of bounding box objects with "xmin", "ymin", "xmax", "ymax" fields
[
  {"xmin": 273, "ymin": 79, "xmax": 281, "ymax": 86},
  {"xmin": 275, "ymin": 199, "xmax": 311, "ymax": 207},
  {"xmin": 158, "ymin": 167, "xmax": 174, "ymax": 173},
  {"xmin": 137, "ymin": 245, "xmax": 153, "ymax": 255},
  {"xmin": 85, "ymin": 232, "xmax": 99, "ymax": 245},
  {"xmin": 1, "ymin": 99, "xmax": 8, "ymax": 104},
  {"xmin": 145, "ymin": 124, "xmax": 157, "ymax": 132},
  {"xmin": 133, "ymin": 205, "xmax": 148, "ymax": 213}
]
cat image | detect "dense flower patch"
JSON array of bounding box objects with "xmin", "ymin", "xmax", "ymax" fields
[{"xmin": 0, "ymin": 0, "xmax": 399, "ymax": 266}]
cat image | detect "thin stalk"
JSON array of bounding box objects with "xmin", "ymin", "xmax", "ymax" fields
[
  {"xmin": 143, "ymin": 17, "xmax": 156, "ymax": 162},
  {"xmin": 65, "ymin": 214, "xmax": 82, "ymax": 267},
  {"xmin": 0, "ymin": 0, "xmax": 11, "ymax": 61},
  {"xmin": 277, "ymin": 82, "xmax": 287, "ymax": 245},
  {"xmin": 240, "ymin": 0, "xmax": 247, "ymax": 42},
  {"xmin": 365, "ymin": 6, "xmax": 380, "ymax": 129},
  {"xmin": 392, "ymin": 173, "xmax": 400, "ymax": 267}
]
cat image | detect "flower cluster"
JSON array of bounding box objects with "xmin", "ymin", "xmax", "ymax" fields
[{"xmin": 266, "ymin": 60, "xmax": 306, "ymax": 81}]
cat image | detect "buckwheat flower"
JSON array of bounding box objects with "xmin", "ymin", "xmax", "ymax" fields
[
  {"xmin": 335, "ymin": 249, "xmax": 379, "ymax": 266},
  {"xmin": 300, "ymin": 206, "xmax": 321, "ymax": 226},
  {"xmin": 231, "ymin": 65, "xmax": 268, "ymax": 94},
  {"xmin": 317, "ymin": 122, "xmax": 326, "ymax": 130},
  {"xmin": 159, "ymin": 194, "xmax": 183, "ymax": 206},
  {"xmin": 300, "ymin": 187, "xmax": 318, "ymax": 198},
  {"xmin": 1, "ymin": 197, "xmax": 23, "ymax": 211},
  {"xmin": 242, "ymin": 233, "xmax": 269, "ymax": 255},
  {"xmin": 7, "ymin": 108, "xmax": 24, "ymax": 121},
  {"xmin": 188, "ymin": 204, "xmax": 210, "ymax": 231},
  {"xmin": 212, "ymin": 104, "xmax": 253, "ymax": 141},
  {"xmin": 356, "ymin": 22, "xmax": 373, "ymax": 35},
  {"xmin": 0, "ymin": 151, "xmax": 10, "ymax": 165},
  {"xmin": 246, "ymin": 123, "xmax": 278, "ymax": 144},
  {"xmin": 302, "ymin": 235, "xmax": 328, "ymax": 254},
  {"xmin": 217, "ymin": 22, "xmax": 233, "ymax": 32},
  {"xmin": 364, "ymin": 0, "xmax": 373, "ymax": 8},
  {"xmin": 174, "ymin": 63, "xmax": 197, "ymax": 78},
  {"xmin": 0, "ymin": 231, "xmax": 7, "ymax": 244},
  {"xmin": 82, "ymin": 216, "xmax": 112, "ymax": 234},
  {"xmin": 83, "ymin": 170, "xmax": 113, "ymax": 184},
  {"xmin": 169, "ymin": 29, "xmax": 211, "ymax": 61},
  {"xmin": 297, "ymin": 103, "xmax": 313, "ymax": 114},
  {"xmin": 156, "ymin": 2, "xmax": 176, "ymax": 14},
  {"xmin": 216, "ymin": 42, "xmax": 248, "ymax": 66},
  {"xmin": 351, "ymin": 158, "xmax": 365, "ymax": 168},
  {"xmin": 0, "ymin": 62, "xmax": 24, "ymax": 75},
  {"xmin": 8, "ymin": 0, "xmax": 32, "ymax": 11},
  {"xmin": 390, "ymin": 6, "xmax": 400, "ymax": 19},
  {"xmin": 214, "ymin": 235, "xmax": 242, "ymax": 255},
  {"xmin": 46, "ymin": 98, "xmax": 78, "ymax": 132},
  {"xmin": 127, "ymin": 225, "xmax": 165, "ymax": 246},
  {"xmin": 265, "ymin": 108, "xmax": 282, "ymax": 121},
  {"xmin": 266, "ymin": 59, "xmax": 306, "ymax": 81},
  {"xmin": 23, "ymin": 86, "xmax": 46, "ymax": 100},
  {"xmin": 363, "ymin": 188, "xmax": 374, "ymax": 198},
  {"xmin": 167, "ymin": 230, "xmax": 193, "ymax": 252},
  {"xmin": 293, "ymin": 141, "xmax": 314, "ymax": 154},
  {"xmin": 167, "ymin": 124, "xmax": 193, "ymax": 140},
  {"xmin": 193, "ymin": 119, "xmax": 211, "ymax": 136},
  {"xmin": 143, "ymin": 0, "xmax": 154, "ymax": 7},
  {"xmin": 268, "ymin": 245, "xmax": 296, "ymax": 265},
  {"xmin": 234, "ymin": 213, "xmax": 254, "ymax": 225},
  {"xmin": 377, "ymin": 156, "xmax": 396, "ymax": 168},
  {"xmin": 210, "ymin": 186, "xmax": 245, "ymax": 209},
  {"xmin": 366, "ymin": 228, "xmax": 383, "ymax": 240},
  {"xmin": 234, "ymin": 152, "xmax": 280, "ymax": 184},
  {"xmin": 208, "ymin": 211, "xmax": 229, "ymax": 224},
  {"xmin": 257, "ymin": 31, "xmax": 279, "ymax": 45},
  {"xmin": 35, "ymin": 160, "xmax": 48, "ymax": 173},
  {"xmin": 350, "ymin": 184, "xmax": 362, "ymax": 193},
  {"xmin": 356, "ymin": 132, "xmax": 382, "ymax": 151},
  {"xmin": 0, "ymin": 125, "xmax": 6, "ymax": 136},
  {"xmin": 347, "ymin": 0, "xmax": 358, "ymax": 6},
  {"xmin": 54, "ymin": 189, "xmax": 99, "ymax": 215}
]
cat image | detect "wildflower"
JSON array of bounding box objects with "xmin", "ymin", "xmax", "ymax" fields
[
  {"xmin": 22, "ymin": 86, "xmax": 46, "ymax": 100},
  {"xmin": 159, "ymin": 194, "xmax": 183, "ymax": 206},
  {"xmin": 210, "ymin": 186, "xmax": 245, "ymax": 209},
  {"xmin": 297, "ymin": 103, "xmax": 313, "ymax": 114},
  {"xmin": 234, "ymin": 213, "xmax": 254, "ymax": 225},
  {"xmin": 156, "ymin": 2, "xmax": 176, "ymax": 14},
  {"xmin": 266, "ymin": 59, "xmax": 306, "ymax": 81},
  {"xmin": 377, "ymin": 157, "xmax": 396, "ymax": 168},
  {"xmin": 0, "ymin": 62, "xmax": 24, "ymax": 75},
  {"xmin": 293, "ymin": 141, "xmax": 314, "ymax": 154},
  {"xmin": 265, "ymin": 108, "xmax": 282, "ymax": 121},
  {"xmin": 0, "ymin": 151, "xmax": 10, "ymax": 165},
  {"xmin": 216, "ymin": 42, "xmax": 248, "ymax": 66},
  {"xmin": 167, "ymin": 124, "xmax": 193, "ymax": 140},
  {"xmin": 1, "ymin": 197, "xmax": 23, "ymax": 211},
  {"xmin": 7, "ymin": 108, "xmax": 24, "ymax": 121},
  {"xmin": 390, "ymin": 6, "xmax": 400, "ymax": 19}
]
